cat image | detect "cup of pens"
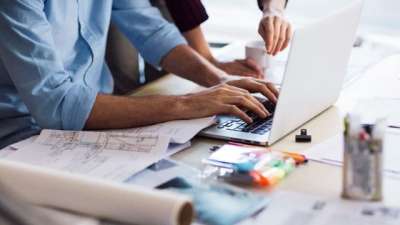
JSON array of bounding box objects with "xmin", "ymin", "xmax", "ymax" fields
[{"xmin": 342, "ymin": 113, "xmax": 385, "ymax": 201}]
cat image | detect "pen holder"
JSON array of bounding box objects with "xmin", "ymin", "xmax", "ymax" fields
[{"xmin": 342, "ymin": 115, "xmax": 384, "ymax": 201}]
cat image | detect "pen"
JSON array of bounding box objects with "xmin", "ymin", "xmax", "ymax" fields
[
  {"xmin": 261, "ymin": 168, "xmax": 285, "ymax": 186},
  {"xmin": 282, "ymin": 152, "xmax": 308, "ymax": 164},
  {"xmin": 218, "ymin": 171, "xmax": 269, "ymax": 187}
]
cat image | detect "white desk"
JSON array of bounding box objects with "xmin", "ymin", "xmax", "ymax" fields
[{"xmin": 132, "ymin": 53, "xmax": 400, "ymax": 206}]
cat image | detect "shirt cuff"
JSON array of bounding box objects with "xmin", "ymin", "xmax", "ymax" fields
[
  {"xmin": 165, "ymin": 0, "xmax": 209, "ymax": 32},
  {"xmin": 140, "ymin": 23, "xmax": 187, "ymax": 67},
  {"xmin": 258, "ymin": 0, "xmax": 289, "ymax": 10},
  {"xmin": 61, "ymin": 84, "xmax": 98, "ymax": 131}
]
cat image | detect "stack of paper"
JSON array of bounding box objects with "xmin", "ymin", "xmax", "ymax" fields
[{"xmin": 1, "ymin": 116, "xmax": 215, "ymax": 182}]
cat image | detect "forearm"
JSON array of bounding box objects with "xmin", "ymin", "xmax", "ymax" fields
[
  {"xmin": 182, "ymin": 26, "xmax": 214, "ymax": 63},
  {"xmin": 160, "ymin": 44, "xmax": 226, "ymax": 87},
  {"xmin": 85, "ymin": 94, "xmax": 185, "ymax": 130}
]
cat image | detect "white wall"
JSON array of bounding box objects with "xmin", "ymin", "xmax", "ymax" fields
[{"xmin": 202, "ymin": 0, "xmax": 400, "ymax": 43}]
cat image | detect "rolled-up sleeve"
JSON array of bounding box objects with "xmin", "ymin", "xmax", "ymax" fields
[
  {"xmin": 112, "ymin": 0, "xmax": 187, "ymax": 67},
  {"xmin": 0, "ymin": 0, "xmax": 97, "ymax": 130}
]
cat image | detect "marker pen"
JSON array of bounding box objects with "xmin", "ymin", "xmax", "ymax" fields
[
  {"xmin": 262, "ymin": 167, "xmax": 285, "ymax": 185},
  {"xmin": 254, "ymin": 153, "xmax": 284, "ymax": 171},
  {"xmin": 218, "ymin": 171, "xmax": 269, "ymax": 187},
  {"xmin": 279, "ymin": 158, "xmax": 296, "ymax": 175},
  {"xmin": 282, "ymin": 152, "xmax": 308, "ymax": 164},
  {"xmin": 233, "ymin": 161, "xmax": 256, "ymax": 173}
]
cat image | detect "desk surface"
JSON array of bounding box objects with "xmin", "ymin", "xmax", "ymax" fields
[{"xmin": 132, "ymin": 54, "xmax": 400, "ymax": 206}]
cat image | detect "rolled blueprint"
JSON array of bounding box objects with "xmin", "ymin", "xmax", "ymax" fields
[{"xmin": 0, "ymin": 159, "xmax": 193, "ymax": 225}]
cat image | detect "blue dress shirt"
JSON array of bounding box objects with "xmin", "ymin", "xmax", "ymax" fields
[{"xmin": 0, "ymin": 0, "xmax": 186, "ymax": 149}]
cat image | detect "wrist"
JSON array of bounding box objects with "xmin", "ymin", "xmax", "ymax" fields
[
  {"xmin": 174, "ymin": 94, "xmax": 198, "ymax": 120},
  {"xmin": 262, "ymin": 0, "xmax": 285, "ymax": 15},
  {"xmin": 198, "ymin": 62, "xmax": 228, "ymax": 87},
  {"xmin": 162, "ymin": 95, "xmax": 189, "ymax": 121}
]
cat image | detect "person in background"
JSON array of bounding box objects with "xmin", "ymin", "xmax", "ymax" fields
[
  {"xmin": 164, "ymin": 0, "xmax": 292, "ymax": 77},
  {"xmin": 107, "ymin": 0, "xmax": 291, "ymax": 94}
]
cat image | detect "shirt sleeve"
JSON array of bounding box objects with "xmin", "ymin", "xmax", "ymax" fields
[
  {"xmin": 112, "ymin": 0, "xmax": 187, "ymax": 67},
  {"xmin": 164, "ymin": 0, "xmax": 209, "ymax": 33},
  {"xmin": 258, "ymin": 0, "xmax": 289, "ymax": 10},
  {"xmin": 0, "ymin": 0, "xmax": 98, "ymax": 131}
]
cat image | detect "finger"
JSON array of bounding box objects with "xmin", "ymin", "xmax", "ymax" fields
[
  {"xmin": 224, "ymin": 96, "xmax": 267, "ymax": 118},
  {"xmin": 264, "ymin": 18, "xmax": 275, "ymax": 53},
  {"xmin": 215, "ymin": 84, "xmax": 248, "ymax": 96},
  {"xmin": 244, "ymin": 93, "xmax": 269, "ymax": 114},
  {"xmin": 265, "ymin": 82, "xmax": 279, "ymax": 97},
  {"xmin": 273, "ymin": 23, "xmax": 287, "ymax": 55},
  {"xmin": 241, "ymin": 59, "xmax": 264, "ymax": 78},
  {"xmin": 252, "ymin": 82, "xmax": 278, "ymax": 103},
  {"xmin": 218, "ymin": 84, "xmax": 269, "ymax": 115},
  {"xmin": 255, "ymin": 79, "xmax": 279, "ymax": 97},
  {"xmin": 271, "ymin": 17, "xmax": 283, "ymax": 55},
  {"xmin": 223, "ymin": 105, "xmax": 253, "ymax": 124},
  {"xmin": 229, "ymin": 79, "xmax": 278, "ymax": 104},
  {"xmin": 223, "ymin": 84, "xmax": 251, "ymax": 95},
  {"xmin": 281, "ymin": 24, "xmax": 292, "ymax": 51}
]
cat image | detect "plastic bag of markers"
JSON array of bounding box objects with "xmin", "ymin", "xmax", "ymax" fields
[{"xmin": 157, "ymin": 177, "xmax": 268, "ymax": 225}]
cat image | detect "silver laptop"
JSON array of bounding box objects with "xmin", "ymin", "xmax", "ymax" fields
[{"xmin": 200, "ymin": 1, "xmax": 363, "ymax": 146}]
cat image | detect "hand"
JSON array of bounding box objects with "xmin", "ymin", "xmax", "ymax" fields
[
  {"xmin": 225, "ymin": 77, "xmax": 279, "ymax": 103},
  {"xmin": 214, "ymin": 58, "xmax": 264, "ymax": 79},
  {"xmin": 258, "ymin": 10, "xmax": 292, "ymax": 56},
  {"xmin": 180, "ymin": 84, "xmax": 270, "ymax": 123}
]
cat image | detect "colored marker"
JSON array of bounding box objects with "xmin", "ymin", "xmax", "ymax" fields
[
  {"xmin": 234, "ymin": 161, "xmax": 256, "ymax": 173},
  {"xmin": 254, "ymin": 153, "xmax": 283, "ymax": 171},
  {"xmin": 262, "ymin": 167, "xmax": 285, "ymax": 185},
  {"xmin": 218, "ymin": 171, "xmax": 269, "ymax": 187},
  {"xmin": 282, "ymin": 152, "xmax": 308, "ymax": 164},
  {"xmin": 279, "ymin": 158, "xmax": 296, "ymax": 175}
]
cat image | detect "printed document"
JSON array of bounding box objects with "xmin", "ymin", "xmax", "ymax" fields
[
  {"xmin": 239, "ymin": 191, "xmax": 400, "ymax": 225},
  {"xmin": 119, "ymin": 116, "xmax": 216, "ymax": 144},
  {"xmin": 5, "ymin": 130, "xmax": 172, "ymax": 182}
]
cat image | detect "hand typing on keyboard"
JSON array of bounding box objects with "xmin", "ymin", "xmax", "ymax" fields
[{"xmin": 217, "ymin": 99, "xmax": 276, "ymax": 135}]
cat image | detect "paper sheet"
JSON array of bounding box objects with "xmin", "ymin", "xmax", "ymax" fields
[
  {"xmin": 352, "ymin": 98, "xmax": 400, "ymax": 127},
  {"xmin": 0, "ymin": 146, "xmax": 16, "ymax": 158},
  {"xmin": 305, "ymin": 129, "xmax": 400, "ymax": 179},
  {"xmin": 6, "ymin": 130, "xmax": 172, "ymax": 182},
  {"xmin": 239, "ymin": 190, "xmax": 400, "ymax": 225},
  {"xmin": 119, "ymin": 116, "xmax": 216, "ymax": 144},
  {"xmin": 0, "ymin": 159, "xmax": 193, "ymax": 225},
  {"xmin": 9, "ymin": 135, "xmax": 37, "ymax": 150},
  {"xmin": 126, "ymin": 159, "xmax": 200, "ymax": 188}
]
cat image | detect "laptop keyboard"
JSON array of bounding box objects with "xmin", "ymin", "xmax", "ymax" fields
[{"xmin": 217, "ymin": 99, "xmax": 276, "ymax": 135}]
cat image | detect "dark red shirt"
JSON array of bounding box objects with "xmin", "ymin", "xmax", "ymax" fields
[
  {"xmin": 164, "ymin": 0, "xmax": 209, "ymax": 32},
  {"xmin": 164, "ymin": 0, "xmax": 288, "ymax": 33}
]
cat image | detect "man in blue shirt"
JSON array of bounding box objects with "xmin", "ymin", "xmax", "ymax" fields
[{"xmin": 0, "ymin": 0, "xmax": 279, "ymax": 149}]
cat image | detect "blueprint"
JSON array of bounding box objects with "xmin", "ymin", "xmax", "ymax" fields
[
  {"xmin": 3, "ymin": 116, "xmax": 213, "ymax": 181},
  {"xmin": 6, "ymin": 130, "xmax": 172, "ymax": 182},
  {"xmin": 117, "ymin": 116, "xmax": 216, "ymax": 144}
]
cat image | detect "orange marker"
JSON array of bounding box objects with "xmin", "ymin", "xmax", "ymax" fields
[{"xmin": 282, "ymin": 152, "xmax": 308, "ymax": 164}]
